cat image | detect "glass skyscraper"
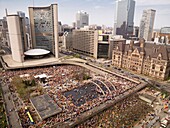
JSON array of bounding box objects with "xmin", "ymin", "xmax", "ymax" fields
[{"xmin": 114, "ymin": 0, "xmax": 135, "ymax": 38}]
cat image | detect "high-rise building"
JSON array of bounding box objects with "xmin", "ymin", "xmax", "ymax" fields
[
  {"xmin": 58, "ymin": 21, "xmax": 63, "ymax": 34},
  {"xmin": 139, "ymin": 9, "xmax": 156, "ymax": 41},
  {"xmin": 76, "ymin": 11, "xmax": 89, "ymax": 29},
  {"xmin": 7, "ymin": 15, "xmax": 27, "ymax": 62},
  {"xmin": 17, "ymin": 11, "xmax": 26, "ymax": 18},
  {"xmin": 16, "ymin": 12, "xmax": 29, "ymax": 32},
  {"xmin": 0, "ymin": 17, "xmax": 10, "ymax": 46},
  {"xmin": 29, "ymin": 4, "xmax": 59, "ymax": 58},
  {"xmin": 114, "ymin": 0, "xmax": 135, "ymax": 38},
  {"xmin": 17, "ymin": 11, "xmax": 30, "ymax": 48},
  {"xmin": 71, "ymin": 29, "xmax": 118, "ymax": 59},
  {"xmin": 72, "ymin": 29, "xmax": 98, "ymax": 58}
]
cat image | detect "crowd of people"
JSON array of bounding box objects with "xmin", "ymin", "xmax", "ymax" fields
[
  {"xmin": 0, "ymin": 65, "xmax": 140, "ymax": 127},
  {"xmin": 76, "ymin": 95, "xmax": 153, "ymax": 128}
]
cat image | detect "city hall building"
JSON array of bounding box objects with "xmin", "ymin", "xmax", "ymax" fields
[
  {"xmin": 29, "ymin": 4, "xmax": 59, "ymax": 58},
  {"xmin": 112, "ymin": 39, "xmax": 170, "ymax": 80}
]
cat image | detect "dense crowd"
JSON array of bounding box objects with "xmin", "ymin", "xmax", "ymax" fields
[
  {"xmin": 76, "ymin": 95, "xmax": 153, "ymax": 128},
  {"xmin": 0, "ymin": 65, "xmax": 140, "ymax": 127}
]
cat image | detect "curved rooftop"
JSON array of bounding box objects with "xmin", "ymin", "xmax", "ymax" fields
[{"xmin": 24, "ymin": 49, "xmax": 50, "ymax": 56}]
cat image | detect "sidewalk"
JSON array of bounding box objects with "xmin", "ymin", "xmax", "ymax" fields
[{"xmin": 1, "ymin": 80, "xmax": 22, "ymax": 128}]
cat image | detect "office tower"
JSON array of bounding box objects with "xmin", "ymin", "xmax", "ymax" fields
[
  {"xmin": 58, "ymin": 21, "xmax": 63, "ymax": 34},
  {"xmin": 17, "ymin": 11, "xmax": 30, "ymax": 48},
  {"xmin": 72, "ymin": 29, "xmax": 114, "ymax": 59},
  {"xmin": 76, "ymin": 11, "xmax": 89, "ymax": 29},
  {"xmin": 72, "ymin": 29, "xmax": 98, "ymax": 58},
  {"xmin": 139, "ymin": 9, "xmax": 156, "ymax": 41},
  {"xmin": 29, "ymin": 4, "xmax": 59, "ymax": 58},
  {"xmin": 17, "ymin": 12, "xmax": 29, "ymax": 32},
  {"xmin": 114, "ymin": 0, "xmax": 135, "ymax": 38},
  {"xmin": 0, "ymin": 17, "xmax": 10, "ymax": 46},
  {"xmin": 17, "ymin": 11, "xmax": 26, "ymax": 18},
  {"xmin": 7, "ymin": 15, "xmax": 27, "ymax": 62}
]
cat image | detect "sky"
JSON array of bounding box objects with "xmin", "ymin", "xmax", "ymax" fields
[{"xmin": 0, "ymin": 0, "xmax": 170, "ymax": 29}]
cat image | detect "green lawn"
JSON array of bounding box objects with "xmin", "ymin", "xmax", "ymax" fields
[{"xmin": 11, "ymin": 76, "xmax": 43, "ymax": 100}]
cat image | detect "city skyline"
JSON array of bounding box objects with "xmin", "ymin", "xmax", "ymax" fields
[{"xmin": 0, "ymin": 0, "xmax": 170, "ymax": 29}]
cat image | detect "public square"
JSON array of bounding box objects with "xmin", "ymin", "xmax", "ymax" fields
[{"xmin": 0, "ymin": 64, "xmax": 143, "ymax": 127}]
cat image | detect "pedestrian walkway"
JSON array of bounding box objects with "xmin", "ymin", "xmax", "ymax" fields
[{"xmin": 1, "ymin": 81, "xmax": 22, "ymax": 128}]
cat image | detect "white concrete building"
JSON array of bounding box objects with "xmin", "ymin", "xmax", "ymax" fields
[
  {"xmin": 7, "ymin": 15, "xmax": 27, "ymax": 62},
  {"xmin": 139, "ymin": 9, "xmax": 156, "ymax": 41}
]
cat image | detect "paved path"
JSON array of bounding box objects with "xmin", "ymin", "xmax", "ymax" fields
[{"xmin": 1, "ymin": 81, "xmax": 22, "ymax": 128}]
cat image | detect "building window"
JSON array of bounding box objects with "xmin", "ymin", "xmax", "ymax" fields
[
  {"xmin": 152, "ymin": 64, "xmax": 155, "ymax": 70},
  {"xmin": 113, "ymin": 55, "xmax": 115, "ymax": 59},
  {"xmin": 160, "ymin": 66, "xmax": 164, "ymax": 72}
]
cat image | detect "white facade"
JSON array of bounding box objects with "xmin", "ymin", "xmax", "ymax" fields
[
  {"xmin": 53, "ymin": 4, "xmax": 59, "ymax": 58},
  {"xmin": 76, "ymin": 11, "xmax": 89, "ymax": 29},
  {"xmin": 7, "ymin": 15, "xmax": 25, "ymax": 62},
  {"xmin": 114, "ymin": 0, "xmax": 135, "ymax": 38},
  {"xmin": 139, "ymin": 9, "xmax": 156, "ymax": 41}
]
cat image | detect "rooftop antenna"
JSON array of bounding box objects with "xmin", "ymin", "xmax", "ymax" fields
[{"xmin": 33, "ymin": 0, "xmax": 34, "ymax": 7}]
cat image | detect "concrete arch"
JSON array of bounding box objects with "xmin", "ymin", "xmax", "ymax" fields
[
  {"xmin": 105, "ymin": 79, "xmax": 117, "ymax": 91},
  {"xmin": 107, "ymin": 77, "xmax": 117, "ymax": 90},
  {"xmin": 89, "ymin": 80, "xmax": 105, "ymax": 96},
  {"xmin": 94, "ymin": 76, "xmax": 117, "ymax": 91},
  {"xmin": 94, "ymin": 79, "xmax": 112, "ymax": 94}
]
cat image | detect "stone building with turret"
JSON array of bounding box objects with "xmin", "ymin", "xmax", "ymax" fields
[{"xmin": 112, "ymin": 39, "xmax": 170, "ymax": 80}]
